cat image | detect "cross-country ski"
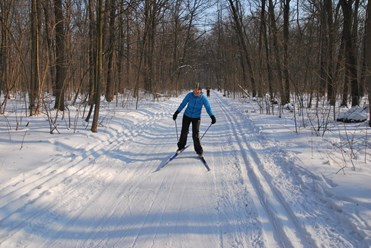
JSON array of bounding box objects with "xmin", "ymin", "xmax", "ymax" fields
[
  {"xmin": 156, "ymin": 148, "xmax": 210, "ymax": 172},
  {"xmin": 198, "ymin": 155, "xmax": 210, "ymax": 171},
  {"xmin": 155, "ymin": 145, "xmax": 189, "ymax": 171}
]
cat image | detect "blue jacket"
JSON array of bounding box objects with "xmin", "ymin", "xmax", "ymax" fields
[{"xmin": 177, "ymin": 92, "xmax": 214, "ymax": 118}]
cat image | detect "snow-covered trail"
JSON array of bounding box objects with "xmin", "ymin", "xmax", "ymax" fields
[
  {"xmin": 212, "ymin": 94, "xmax": 362, "ymax": 248},
  {"xmin": 0, "ymin": 92, "xmax": 366, "ymax": 247}
]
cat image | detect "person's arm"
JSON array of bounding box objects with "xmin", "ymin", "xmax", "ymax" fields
[
  {"xmin": 177, "ymin": 93, "xmax": 191, "ymax": 113},
  {"xmin": 202, "ymin": 95, "xmax": 216, "ymax": 124},
  {"xmin": 202, "ymin": 95, "xmax": 213, "ymax": 117},
  {"xmin": 173, "ymin": 93, "xmax": 190, "ymax": 120}
]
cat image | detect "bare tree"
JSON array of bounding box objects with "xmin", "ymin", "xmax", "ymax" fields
[
  {"xmin": 267, "ymin": 0, "xmax": 284, "ymax": 104},
  {"xmin": 105, "ymin": 0, "xmax": 116, "ymax": 102},
  {"xmin": 259, "ymin": 0, "xmax": 274, "ymax": 102},
  {"xmin": 85, "ymin": 0, "xmax": 96, "ymax": 123},
  {"xmin": 282, "ymin": 0, "xmax": 291, "ymax": 105},
  {"xmin": 339, "ymin": 0, "xmax": 360, "ymax": 107},
  {"xmin": 54, "ymin": 0, "xmax": 67, "ymax": 111},
  {"xmin": 227, "ymin": 0, "xmax": 257, "ymax": 97},
  {"xmin": 0, "ymin": 0, "xmax": 12, "ymax": 113},
  {"xmin": 365, "ymin": 1, "xmax": 371, "ymax": 127},
  {"xmin": 30, "ymin": 0, "xmax": 42, "ymax": 115},
  {"xmin": 42, "ymin": 0, "xmax": 56, "ymax": 94},
  {"xmin": 323, "ymin": 0, "xmax": 336, "ymax": 106},
  {"xmin": 91, "ymin": 0, "xmax": 103, "ymax": 132},
  {"xmin": 170, "ymin": 0, "xmax": 183, "ymax": 94}
]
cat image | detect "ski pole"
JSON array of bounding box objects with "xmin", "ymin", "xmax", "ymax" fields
[
  {"xmin": 175, "ymin": 119, "xmax": 179, "ymax": 141},
  {"xmin": 200, "ymin": 123, "xmax": 212, "ymax": 140}
]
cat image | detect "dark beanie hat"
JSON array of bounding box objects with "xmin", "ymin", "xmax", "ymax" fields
[{"xmin": 195, "ymin": 82, "xmax": 202, "ymax": 90}]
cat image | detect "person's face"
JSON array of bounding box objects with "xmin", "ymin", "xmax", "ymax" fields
[{"xmin": 194, "ymin": 88, "xmax": 201, "ymax": 96}]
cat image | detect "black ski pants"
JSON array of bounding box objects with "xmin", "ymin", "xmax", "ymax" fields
[{"xmin": 177, "ymin": 115, "xmax": 203, "ymax": 155}]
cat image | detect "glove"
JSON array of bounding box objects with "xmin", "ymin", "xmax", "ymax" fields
[
  {"xmin": 211, "ymin": 115, "xmax": 216, "ymax": 124},
  {"xmin": 173, "ymin": 111, "xmax": 179, "ymax": 120}
]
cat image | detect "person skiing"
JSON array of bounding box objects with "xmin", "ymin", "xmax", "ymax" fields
[{"xmin": 172, "ymin": 82, "xmax": 216, "ymax": 157}]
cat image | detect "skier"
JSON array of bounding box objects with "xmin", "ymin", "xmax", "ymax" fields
[{"xmin": 172, "ymin": 82, "xmax": 216, "ymax": 157}]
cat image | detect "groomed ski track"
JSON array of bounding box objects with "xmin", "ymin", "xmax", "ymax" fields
[{"xmin": 0, "ymin": 92, "xmax": 365, "ymax": 247}]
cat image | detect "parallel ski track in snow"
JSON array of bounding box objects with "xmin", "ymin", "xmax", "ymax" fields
[
  {"xmin": 213, "ymin": 93, "xmax": 360, "ymax": 248},
  {"xmin": 0, "ymin": 154, "xmax": 116, "ymax": 245},
  {"xmin": 42, "ymin": 110, "xmax": 171, "ymax": 248},
  {"xmin": 214, "ymin": 93, "xmax": 311, "ymax": 248},
  {"xmin": 0, "ymin": 108, "xmax": 168, "ymax": 247}
]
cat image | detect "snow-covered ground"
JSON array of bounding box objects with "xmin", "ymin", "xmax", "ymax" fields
[{"xmin": 0, "ymin": 91, "xmax": 370, "ymax": 247}]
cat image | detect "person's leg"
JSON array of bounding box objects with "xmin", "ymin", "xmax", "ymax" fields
[
  {"xmin": 191, "ymin": 118, "xmax": 203, "ymax": 155},
  {"xmin": 177, "ymin": 115, "xmax": 191, "ymax": 150}
]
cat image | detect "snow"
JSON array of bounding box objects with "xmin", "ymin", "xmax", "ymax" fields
[
  {"xmin": 337, "ymin": 106, "xmax": 368, "ymax": 123},
  {"xmin": 0, "ymin": 91, "xmax": 370, "ymax": 247}
]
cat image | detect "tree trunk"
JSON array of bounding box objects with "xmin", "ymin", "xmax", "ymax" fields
[
  {"xmin": 54, "ymin": 0, "xmax": 66, "ymax": 111},
  {"xmin": 171, "ymin": 0, "xmax": 182, "ymax": 94},
  {"xmin": 227, "ymin": 0, "xmax": 257, "ymax": 97},
  {"xmin": 85, "ymin": 0, "xmax": 96, "ymax": 123},
  {"xmin": 91, "ymin": 0, "xmax": 103, "ymax": 132},
  {"xmin": 143, "ymin": 0, "xmax": 164, "ymax": 95},
  {"xmin": 42, "ymin": 0, "xmax": 55, "ymax": 94},
  {"xmin": 268, "ymin": 0, "xmax": 284, "ymax": 105},
  {"xmin": 324, "ymin": 0, "xmax": 335, "ymax": 106},
  {"xmin": 282, "ymin": 0, "xmax": 291, "ymax": 105},
  {"xmin": 319, "ymin": 0, "xmax": 327, "ymax": 97},
  {"xmin": 259, "ymin": 0, "xmax": 274, "ymax": 102},
  {"xmin": 116, "ymin": 0, "xmax": 125, "ymax": 95},
  {"xmin": 0, "ymin": 1, "xmax": 10, "ymax": 114},
  {"xmin": 365, "ymin": 1, "xmax": 371, "ymax": 126},
  {"xmin": 340, "ymin": 0, "xmax": 359, "ymax": 107},
  {"xmin": 30, "ymin": 0, "xmax": 41, "ymax": 115},
  {"xmin": 105, "ymin": 0, "xmax": 116, "ymax": 102}
]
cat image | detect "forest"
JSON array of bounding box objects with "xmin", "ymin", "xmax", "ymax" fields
[{"xmin": 0, "ymin": 0, "xmax": 371, "ymax": 132}]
